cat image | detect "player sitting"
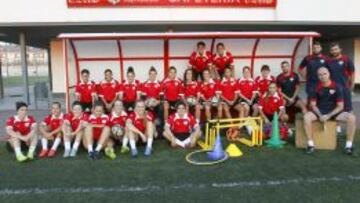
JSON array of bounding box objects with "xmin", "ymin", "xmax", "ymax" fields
[
  {"xmin": 258, "ymin": 82, "xmax": 288, "ymax": 124},
  {"xmin": 197, "ymin": 69, "xmax": 221, "ymax": 121},
  {"xmin": 218, "ymin": 67, "xmax": 240, "ymax": 119},
  {"xmin": 163, "ymin": 102, "xmax": 201, "ymax": 148},
  {"xmin": 107, "ymin": 100, "xmax": 129, "ymax": 159},
  {"xmin": 304, "ymin": 67, "xmax": 356, "ymax": 155},
  {"xmin": 126, "ymin": 100, "xmax": 156, "ymax": 157},
  {"xmin": 84, "ymin": 101, "xmax": 111, "ymax": 160},
  {"xmin": 182, "ymin": 68, "xmax": 200, "ymax": 120},
  {"xmin": 38, "ymin": 102, "xmax": 64, "ymax": 158},
  {"xmin": 6, "ymin": 102, "xmax": 38, "ymax": 162},
  {"xmin": 62, "ymin": 101, "xmax": 88, "ymax": 158}
]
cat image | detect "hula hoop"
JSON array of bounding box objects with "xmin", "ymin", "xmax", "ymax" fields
[{"xmin": 185, "ymin": 149, "xmax": 229, "ymax": 166}]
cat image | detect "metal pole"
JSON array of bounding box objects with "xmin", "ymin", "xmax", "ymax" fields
[
  {"xmin": 0, "ymin": 61, "xmax": 3, "ymax": 99},
  {"xmin": 19, "ymin": 32, "xmax": 30, "ymax": 104}
]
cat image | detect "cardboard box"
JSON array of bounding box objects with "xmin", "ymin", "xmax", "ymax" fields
[{"xmin": 295, "ymin": 117, "xmax": 337, "ymax": 150}]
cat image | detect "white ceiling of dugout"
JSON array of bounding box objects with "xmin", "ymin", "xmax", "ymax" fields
[{"xmin": 59, "ymin": 31, "xmax": 319, "ymax": 89}]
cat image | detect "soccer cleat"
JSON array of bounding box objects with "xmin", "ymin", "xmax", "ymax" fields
[
  {"xmin": 63, "ymin": 150, "xmax": 71, "ymax": 158},
  {"xmin": 16, "ymin": 153, "xmax": 28, "ymax": 162},
  {"xmin": 131, "ymin": 148, "xmax": 138, "ymax": 157},
  {"xmin": 306, "ymin": 146, "xmax": 315, "ymax": 154},
  {"xmin": 345, "ymin": 147, "xmax": 354, "ymax": 155},
  {"xmin": 144, "ymin": 147, "xmax": 152, "ymax": 156},
  {"xmin": 38, "ymin": 149, "xmax": 49, "ymax": 158},
  {"xmin": 88, "ymin": 151, "xmax": 95, "ymax": 160},
  {"xmin": 105, "ymin": 147, "xmax": 117, "ymax": 160},
  {"xmin": 27, "ymin": 151, "xmax": 35, "ymax": 160},
  {"xmin": 93, "ymin": 150, "xmax": 100, "ymax": 160},
  {"xmin": 47, "ymin": 149, "xmax": 56, "ymax": 158},
  {"xmin": 69, "ymin": 149, "xmax": 77, "ymax": 157},
  {"xmin": 120, "ymin": 146, "xmax": 130, "ymax": 154}
]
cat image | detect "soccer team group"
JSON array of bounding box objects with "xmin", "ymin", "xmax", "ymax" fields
[{"xmin": 5, "ymin": 41, "xmax": 357, "ymax": 162}]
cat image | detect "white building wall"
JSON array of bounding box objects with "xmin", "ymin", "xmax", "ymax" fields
[{"xmin": 1, "ymin": 0, "xmax": 360, "ymax": 24}]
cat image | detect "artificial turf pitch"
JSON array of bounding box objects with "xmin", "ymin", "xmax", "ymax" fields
[{"xmin": 1, "ymin": 135, "xmax": 360, "ymax": 203}]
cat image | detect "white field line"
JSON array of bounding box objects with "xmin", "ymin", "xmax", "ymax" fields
[{"xmin": 1, "ymin": 175, "xmax": 360, "ymax": 195}]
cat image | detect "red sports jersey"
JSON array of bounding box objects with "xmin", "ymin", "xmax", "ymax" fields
[
  {"xmin": 6, "ymin": 116, "xmax": 36, "ymax": 136},
  {"xmin": 182, "ymin": 81, "xmax": 200, "ymax": 98},
  {"xmin": 42, "ymin": 114, "xmax": 64, "ymax": 131},
  {"xmin": 258, "ymin": 93, "xmax": 285, "ymax": 115},
  {"xmin": 189, "ymin": 51, "xmax": 212, "ymax": 73},
  {"xmin": 127, "ymin": 111, "xmax": 154, "ymax": 133},
  {"xmin": 212, "ymin": 51, "xmax": 234, "ymax": 74},
  {"xmin": 199, "ymin": 79, "xmax": 220, "ymax": 100},
  {"xmin": 255, "ymin": 75, "xmax": 276, "ymax": 95},
  {"xmin": 219, "ymin": 78, "xmax": 240, "ymax": 101},
  {"xmin": 87, "ymin": 114, "xmax": 111, "ymax": 140},
  {"xmin": 64, "ymin": 112, "xmax": 89, "ymax": 131},
  {"xmin": 109, "ymin": 111, "xmax": 128, "ymax": 128},
  {"xmin": 119, "ymin": 80, "xmax": 141, "ymax": 103},
  {"xmin": 75, "ymin": 81, "xmax": 97, "ymax": 104},
  {"xmin": 162, "ymin": 78, "xmax": 183, "ymax": 101},
  {"xmin": 141, "ymin": 80, "xmax": 163, "ymax": 99},
  {"xmin": 98, "ymin": 80, "xmax": 119, "ymax": 103},
  {"xmin": 238, "ymin": 78, "xmax": 258, "ymax": 100},
  {"xmin": 166, "ymin": 113, "xmax": 198, "ymax": 134}
]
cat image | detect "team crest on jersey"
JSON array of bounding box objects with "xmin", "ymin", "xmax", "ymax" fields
[
  {"xmin": 102, "ymin": 120, "xmax": 106, "ymax": 124},
  {"xmin": 329, "ymin": 89, "xmax": 336, "ymax": 94},
  {"xmin": 183, "ymin": 121, "xmax": 188, "ymax": 125},
  {"xmin": 132, "ymin": 86, "xmax": 135, "ymax": 90},
  {"xmin": 25, "ymin": 122, "xmax": 30, "ymax": 127},
  {"xmin": 290, "ymin": 77, "xmax": 294, "ymax": 82},
  {"xmin": 108, "ymin": 0, "xmax": 121, "ymax": 4},
  {"xmin": 320, "ymin": 59, "xmax": 325, "ymax": 64},
  {"xmin": 274, "ymin": 99, "xmax": 278, "ymax": 103},
  {"xmin": 339, "ymin": 60, "xmax": 344, "ymax": 65}
]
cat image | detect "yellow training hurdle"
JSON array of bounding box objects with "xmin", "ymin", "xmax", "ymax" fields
[{"xmin": 198, "ymin": 117, "xmax": 263, "ymax": 150}]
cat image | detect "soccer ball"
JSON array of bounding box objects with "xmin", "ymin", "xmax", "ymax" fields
[
  {"xmin": 186, "ymin": 97, "xmax": 197, "ymax": 107},
  {"xmin": 210, "ymin": 96, "xmax": 220, "ymax": 106},
  {"xmin": 146, "ymin": 98, "xmax": 158, "ymax": 108},
  {"xmin": 112, "ymin": 125, "xmax": 124, "ymax": 137}
]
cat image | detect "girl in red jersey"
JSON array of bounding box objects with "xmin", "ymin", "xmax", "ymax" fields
[
  {"xmin": 38, "ymin": 102, "xmax": 64, "ymax": 158},
  {"xmin": 211, "ymin": 43, "xmax": 234, "ymax": 79},
  {"xmin": 218, "ymin": 67, "xmax": 240, "ymax": 119},
  {"xmin": 84, "ymin": 101, "xmax": 111, "ymax": 160},
  {"xmin": 196, "ymin": 69, "xmax": 221, "ymax": 121},
  {"xmin": 188, "ymin": 41, "xmax": 213, "ymax": 80},
  {"xmin": 163, "ymin": 102, "xmax": 201, "ymax": 148},
  {"xmin": 6, "ymin": 102, "xmax": 38, "ymax": 162},
  {"xmin": 62, "ymin": 101, "xmax": 88, "ymax": 158},
  {"xmin": 126, "ymin": 100, "xmax": 155, "ymax": 157},
  {"xmin": 141, "ymin": 66, "xmax": 163, "ymax": 112},
  {"xmin": 234, "ymin": 66, "xmax": 259, "ymax": 118},
  {"xmin": 98, "ymin": 69, "xmax": 120, "ymax": 113},
  {"xmin": 258, "ymin": 82, "xmax": 288, "ymax": 124},
  {"xmin": 255, "ymin": 65, "xmax": 276, "ymax": 96},
  {"xmin": 108, "ymin": 100, "xmax": 129, "ymax": 158},
  {"xmin": 162, "ymin": 66, "xmax": 183, "ymax": 121},
  {"xmin": 182, "ymin": 69, "xmax": 200, "ymax": 118},
  {"xmin": 119, "ymin": 67, "xmax": 141, "ymax": 112}
]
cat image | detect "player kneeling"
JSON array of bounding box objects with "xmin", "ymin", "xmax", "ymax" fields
[
  {"xmin": 38, "ymin": 102, "xmax": 64, "ymax": 158},
  {"xmin": 126, "ymin": 100, "xmax": 155, "ymax": 157},
  {"xmin": 107, "ymin": 100, "xmax": 129, "ymax": 159},
  {"xmin": 258, "ymin": 83, "xmax": 288, "ymax": 137},
  {"xmin": 163, "ymin": 102, "xmax": 201, "ymax": 148},
  {"xmin": 84, "ymin": 101, "xmax": 111, "ymax": 160},
  {"xmin": 62, "ymin": 101, "xmax": 88, "ymax": 158},
  {"xmin": 6, "ymin": 102, "xmax": 38, "ymax": 162}
]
